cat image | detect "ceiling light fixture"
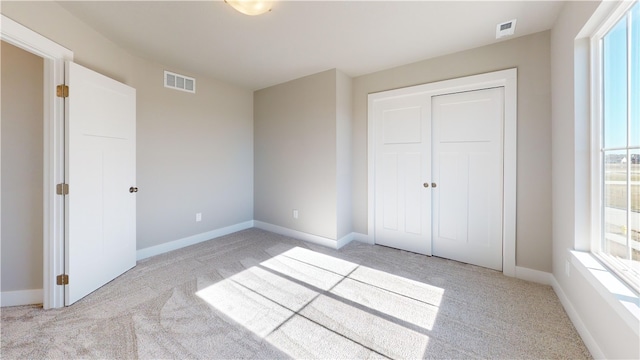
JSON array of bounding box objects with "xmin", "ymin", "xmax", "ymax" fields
[{"xmin": 225, "ymin": 0, "xmax": 273, "ymax": 16}]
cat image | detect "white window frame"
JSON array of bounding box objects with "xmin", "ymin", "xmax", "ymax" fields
[{"xmin": 590, "ymin": 0, "xmax": 639, "ymax": 293}]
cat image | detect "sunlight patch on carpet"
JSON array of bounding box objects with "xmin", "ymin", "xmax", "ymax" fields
[{"xmin": 196, "ymin": 246, "xmax": 443, "ymax": 358}]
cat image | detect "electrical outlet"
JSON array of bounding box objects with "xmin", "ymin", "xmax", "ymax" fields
[
  {"xmin": 196, "ymin": 213, "xmax": 202, "ymax": 222},
  {"xmin": 293, "ymin": 209, "xmax": 299, "ymax": 219},
  {"xmin": 565, "ymin": 260, "xmax": 570, "ymax": 277}
]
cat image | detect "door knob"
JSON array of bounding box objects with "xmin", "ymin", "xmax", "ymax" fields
[
  {"xmin": 431, "ymin": 183, "xmax": 437, "ymax": 188},
  {"xmin": 129, "ymin": 187, "xmax": 138, "ymax": 193},
  {"xmin": 423, "ymin": 183, "xmax": 429, "ymax": 188}
]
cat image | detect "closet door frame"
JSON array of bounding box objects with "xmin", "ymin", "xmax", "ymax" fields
[{"xmin": 367, "ymin": 68, "xmax": 517, "ymax": 277}]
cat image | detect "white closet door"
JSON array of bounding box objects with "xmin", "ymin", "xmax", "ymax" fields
[
  {"xmin": 373, "ymin": 93, "xmax": 432, "ymax": 255},
  {"xmin": 431, "ymin": 87, "xmax": 504, "ymax": 270}
]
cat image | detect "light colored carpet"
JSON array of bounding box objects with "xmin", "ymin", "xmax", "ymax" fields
[{"xmin": 1, "ymin": 228, "xmax": 591, "ymax": 359}]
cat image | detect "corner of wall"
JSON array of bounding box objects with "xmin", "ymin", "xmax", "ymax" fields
[
  {"xmin": 549, "ymin": 275, "xmax": 605, "ymax": 359},
  {"xmin": 336, "ymin": 70, "xmax": 354, "ymax": 239}
]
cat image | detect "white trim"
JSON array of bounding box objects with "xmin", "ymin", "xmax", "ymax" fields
[
  {"xmin": 136, "ymin": 221, "xmax": 255, "ymax": 260},
  {"xmin": 254, "ymin": 221, "xmax": 346, "ymax": 249},
  {"xmin": 137, "ymin": 223, "xmax": 368, "ymax": 261},
  {"xmin": 551, "ymin": 276, "xmax": 605, "ymax": 360},
  {"xmin": 367, "ymin": 68, "xmax": 517, "ymax": 277},
  {"xmin": 1, "ymin": 15, "xmax": 73, "ymax": 309},
  {"xmin": 0, "ymin": 289, "xmax": 43, "ymax": 307},
  {"xmin": 569, "ymin": 250, "xmax": 640, "ymax": 335},
  {"xmin": 336, "ymin": 232, "xmax": 369, "ymax": 248},
  {"xmin": 336, "ymin": 233, "xmax": 355, "ymax": 249},
  {"xmin": 590, "ymin": 30, "xmax": 604, "ymax": 255},
  {"xmin": 515, "ymin": 266, "xmax": 553, "ymax": 285},
  {"xmin": 353, "ymin": 232, "xmax": 373, "ymax": 245},
  {"xmin": 584, "ymin": 0, "xmax": 637, "ymax": 40},
  {"xmin": 588, "ymin": 0, "xmax": 640, "ymax": 293}
]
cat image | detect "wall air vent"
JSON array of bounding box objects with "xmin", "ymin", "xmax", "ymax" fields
[
  {"xmin": 496, "ymin": 19, "xmax": 517, "ymax": 39},
  {"xmin": 164, "ymin": 70, "xmax": 196, "ymax": 93}
]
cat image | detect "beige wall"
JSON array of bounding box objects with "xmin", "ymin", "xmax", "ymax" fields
[
  {"xmin": 254, "ymin": 69, "xmax": 352, "ymax": 241},
  {"xmin": 336, "ymin": 70, "xmax": 353, "ymax": 239},
  {"xmin": 1, "ymin": 1, "xmax": 254, "ymax": 264},
  {"xmin": 134, "ymin": 57, "xmax": 253, "ymax": 249},
  {"xmin": 1, "ymin": 1, "xmax": 135, "ymax": 85},
  {"xmin": 254, "ymin": 70, "xmax": 338, "ymax": 239},
  {"xmin": 550, "ymin": 1, "xmax": 592, "ymax": 274},
  {"xmin": 551, "ymin": 1, "xmax": 638, "ymax": 358},
  {"xmin": 1, "ymin": 41, "xmax": 44, "ymax": 292},
  {"xmin": 352, "ymin": 31, "xmax": 552, "ymax": 272}
]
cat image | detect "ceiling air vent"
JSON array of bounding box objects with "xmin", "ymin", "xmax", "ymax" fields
[
  {"xmin": 496, "ymin": 19, "xmax": 517, "ymax": 39},
  {"xmin": 164, "ymin": 70, "xmax": 196, "ymax": 93}
]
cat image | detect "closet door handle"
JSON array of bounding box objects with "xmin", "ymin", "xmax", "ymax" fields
[
  {"xmin": 423, "ymin": 183, "xmax": 429, "ymax": 188},
  {"xmin": 431, "ymin": 183, "xmax": 437, "ymax": 188}
]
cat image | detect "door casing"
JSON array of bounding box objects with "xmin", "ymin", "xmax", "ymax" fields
[
  {"xmin": 1, "ymin": 15, "xmax": 73, "ymax": 308},
  {"xmin": 367, "ymin": 69, "xmax": 517, "ymax": 276}
]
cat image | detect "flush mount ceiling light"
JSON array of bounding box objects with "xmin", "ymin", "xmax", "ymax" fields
[{"xmin": 225, "ymin": 0, "xmax": 273, "ymax": 16}]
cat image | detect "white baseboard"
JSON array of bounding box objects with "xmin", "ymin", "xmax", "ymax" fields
[
  {"xmin": 1, "ymin": 289, "xmax": 43, "ymax": 307},
  {"xmin": 254, "ymin": 221, "xmax": 347, "ymax": 249},
  {"xmin": 252, "ymin": 222, "xmax": 369, "ymax": 250},
  {"xmin": 136, "ymin": 220, "xmax": 254, "ymax": 260},
  {"xmin": 353, "ymin": 232, "xmax": 373, "ymax": 244},
  {"xmin": 336, "ymin": 233, "xmax": 355, "ymax": 249},
  {"xmin": 551, "ymin": 276, "xmax": 605, "ymax": 359},
  {"xmin": 514, "ymin": 267, "xmax": 607, "ymax": 358},
  {"xmin": 336, "ymin": 232, "xmax": 370, "ymax": 248},
  {"xmin": 515, "ymin": 266, "xmax": 553, "ymax": 285}
]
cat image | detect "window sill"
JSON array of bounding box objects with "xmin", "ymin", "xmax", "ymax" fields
[{"xmin": 570, "ymin": 250, "xmax": 640, "ymax": 335}]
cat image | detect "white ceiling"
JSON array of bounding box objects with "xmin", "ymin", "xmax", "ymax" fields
[{"xmin": 58, "ymin": 1, "xmax": 564, "ymax": 90}]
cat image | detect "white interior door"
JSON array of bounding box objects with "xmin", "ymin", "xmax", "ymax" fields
[
  {"xmin": 432, "ymin": 88, "xmax": 504, "ymax": 270},
  {"xmin": 373, "ymin": 94, "xmax": 432, "ymax": 255},
  {"xmin": 65, "ymin": 62, "xmax": 136, "ymax": 305}
]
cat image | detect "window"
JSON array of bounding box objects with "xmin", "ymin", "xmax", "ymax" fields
[{"xmin": 593, "ymin": 1, "xmax": 640, "ymax": 291}]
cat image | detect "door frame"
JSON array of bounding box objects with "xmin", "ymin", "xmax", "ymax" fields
[
  {"xmin": 1, "ymin": 15, "xmax": 73, "ymax": 308},
  {"xmin": 367, "ymin": 68, "xmax": 517, "ymax": 276}
]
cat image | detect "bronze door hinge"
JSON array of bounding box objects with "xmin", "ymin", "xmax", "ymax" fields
[
  {"xmin": 56, "ymin": 84, "xmax": 69, "ymax": 98},
  {"xmin": 56, "ymin": 183, "xmax": 69, "ymax": 195},
  {"xmin": 56, "ymin": 274, "xmax": 69, "ymax": 285}
]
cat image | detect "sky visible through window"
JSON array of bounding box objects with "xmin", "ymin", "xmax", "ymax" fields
[{"xmin": 603, "ymin": 2, "xmax": 638, "ymax": 149}]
